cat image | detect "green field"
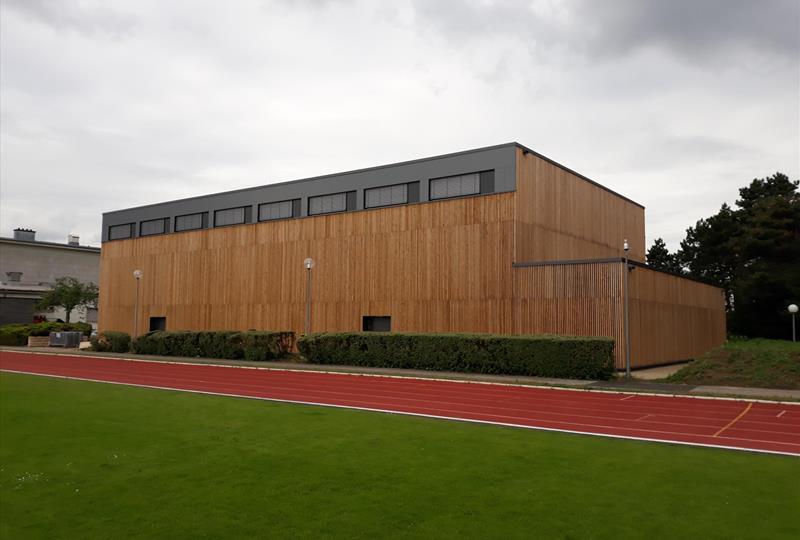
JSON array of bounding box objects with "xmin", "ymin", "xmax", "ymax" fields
[
  {"xmin": 667, "ymin": 338, "xmax": 800, "ymax": 389},
  {"xmin": 1, "ymin": 373, "xmax": 798, "ymax": 539}
]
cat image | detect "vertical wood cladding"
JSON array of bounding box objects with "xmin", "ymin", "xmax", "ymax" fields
[
  {"xmin": 514, "ymin": 148, "xmax": 646, "ymax": 263},
  {"xmin": 99, "ymin": 150, "xmax": 725, "ymax": 367},
  {"xmin": 512, "ymin": 261, "xmax": 726, "ymax": 368},
  {"xmin": 99, "ymin": 193, "xmax": 516, "ymax": 339},
  {"xmin": 628, "ymin": 265, "xmax": 727, "ymax": 367}
]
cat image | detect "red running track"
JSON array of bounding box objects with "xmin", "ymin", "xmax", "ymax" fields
[{"xmin": 1, "ymin": 350, "xmax": 799, "ymax": 456}]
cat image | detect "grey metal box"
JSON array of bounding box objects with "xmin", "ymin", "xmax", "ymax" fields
[{"xmin": 49, "ymin": 331, "xmax": 82, "ymax": 348}]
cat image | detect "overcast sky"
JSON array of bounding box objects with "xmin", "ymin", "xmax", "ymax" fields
[{"xmin": 1, "ymin": 0, "xmax": 798, "ymax": 250}]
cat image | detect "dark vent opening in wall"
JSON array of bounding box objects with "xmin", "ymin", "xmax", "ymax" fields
[
  {"xmin": 149, "ymin": 317, "xmax": 166, "ymax": 332},
  {"xmin": 362, "ymin": 316, "xmax": 391, "ymax": 332}
]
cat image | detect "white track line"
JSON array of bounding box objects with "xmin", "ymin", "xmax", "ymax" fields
[
  {"xmin": 4, "ymin": 349, "xmax": 800, "ymax": 405},
  {"xmin": 620, "ymin": 395, "xmax": 636, "ymax": 401},
  {"xmin": 2, "ymin": 368, "xmax": 797, "ymax": 458},
  {"xmin": 777, "ymin": 410, "xmax": 786, "ymax": 418}
]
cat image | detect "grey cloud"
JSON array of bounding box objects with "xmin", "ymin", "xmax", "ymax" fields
[
  {"xmin": 408, "ymin": 0, "xmax": 799, "ymax": 63},
  {"xmin": 573, "ymin": 0, "xmax": 800, "ymax": 60},
  {"xmin": 0, "ymin": 0, "xmax": 797, "ymax": 249}
]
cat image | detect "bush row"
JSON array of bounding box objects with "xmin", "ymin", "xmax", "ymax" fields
[
  {"xmin": 0, "ymin": 322, "xmax": 93, "ymax": 346},
  {"xmin": 297, "ymin": 332, "xmax": 615, "ymax": 380},
  {"xmin": 131, "ymin": 330, "xmax": 295, "ymax": 361},
  {"xmin": 90, "ymin": 331, "xmax": 132, "ymax": 353}
]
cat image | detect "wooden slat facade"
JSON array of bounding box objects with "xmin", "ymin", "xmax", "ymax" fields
[
  {"xmin": 99, "ymin": 147, "xmax": 726, "ymax": 367},
  {"xmin": 514, "ymin": 148, "xmax": 646, "ymax": 263},
  {"xmin": 99, "ymin": 193, "xmax": 517, "ymax": 338},
  {"xmin": 512, "ymin": 261, "xmax": 726, "ymax": 368}
]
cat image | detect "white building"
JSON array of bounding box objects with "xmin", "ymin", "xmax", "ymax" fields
[{"xmin": 0, "ymin": 228, "xmax": 101, "ymax": 327}]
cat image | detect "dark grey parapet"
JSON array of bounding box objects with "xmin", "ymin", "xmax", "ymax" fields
[{"xmin": 102, "ymin": 143, "xmax": 518, "ymax": 242}]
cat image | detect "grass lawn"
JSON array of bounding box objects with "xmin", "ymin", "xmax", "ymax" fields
[
  {"xmin": 1, "ymin": 373, "xmax": 798, "ymax": 539},
  {"xmin": 667, "ymin": 338, "xmax": 800, "ymax": 389}
]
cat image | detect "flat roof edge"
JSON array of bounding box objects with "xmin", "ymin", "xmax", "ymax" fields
[
  {"xmin": 0, "ymin": 237, "xmax": 101, "ymax": 252},
  {"xmin": 103, "ymin": 142, "xmax": 520, "ymax": 216},
  {"xmin": 103, "ymin": 141, "xmax": 644, "ymax": 215}
]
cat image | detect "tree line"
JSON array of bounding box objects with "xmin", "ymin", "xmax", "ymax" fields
[{"xmin": 646, "ymin": 173, "xmax": 799, "ymax": 339}]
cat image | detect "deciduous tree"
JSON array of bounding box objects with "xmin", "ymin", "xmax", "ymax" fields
[{"xmin": 35, "ymin": 277, "xmax": 99, "ymax": 324}]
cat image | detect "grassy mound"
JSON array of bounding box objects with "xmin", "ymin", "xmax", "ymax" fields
[{"xmin": 667, "ymin": 339, "xmax": 800, "ymax": 389}]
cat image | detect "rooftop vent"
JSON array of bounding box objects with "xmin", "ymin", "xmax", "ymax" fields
[
  {"xmin": 67, "ymin": 234, "xmax": 80, "ymax": 246},
  {"xmin": 6, "ymin": 271, "xmax": 22, "ymax": 282},
  {"xmin": 13, "ymin": 228, "xmax": 36, "ymax": 242}
]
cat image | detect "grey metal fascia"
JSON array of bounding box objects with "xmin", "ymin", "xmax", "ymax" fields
[{"xmin": 102, "ymin": 144, "xmax": 517, "ymax": 242}]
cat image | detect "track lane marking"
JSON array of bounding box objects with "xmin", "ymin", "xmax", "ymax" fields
[
  {"xmin": 777, "ymin": 410, "xmax": 786, "ymax": 418},
  {"xmin": 3, "ymin": 357, "xmax": 799, "ymax": 438},
  {"xmin": 2, "ymin": 368, "xmax": 798, "ymax": 457},
  {"xmin": 714, "ymin": 402, "xmax": 753, "ymax": 437},
  {"xmin": 9, "ymin": 364, "xmax": 796, "ymax": 435},
  {"xmin": 4, "ymin": 348, "xmax": 799, "ymax": 406},
  {"xmin": 4, "ymin": 367, "xmax": 799, "ymax": 450}
]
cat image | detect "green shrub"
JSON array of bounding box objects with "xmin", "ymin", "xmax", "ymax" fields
[
  {"xmin": 0, "ymin": 322, "xmax": 92, "ymax": 345},
  {"xmin": 131, "ymin": 330, "xmax": 295, "ymax": 360},
  {"xmin": 297, "ymin": 332, "xmax": 615, "ymax": 380},
  {"xmin": 90, "ymin": 331, "xmax": 132, "ymax": 353}
]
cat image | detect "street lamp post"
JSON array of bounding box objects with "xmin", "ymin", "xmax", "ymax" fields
[
  {"xmin": 304, "ymin": 258, "xmax": 315, "ymax": 334},
  {"xmin": 132, "ymin": 269, "xmax": 143, "ymax": 338},
  {"xmin": 789, "ymin": 304, "xmax": 798, "ymax": 343},
  {"xmin": 623, "ymin": 239, "xmax": 631, "ymax": 378}
]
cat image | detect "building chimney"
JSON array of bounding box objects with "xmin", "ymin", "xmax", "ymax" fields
[
  {"xmin": 67, "ymin": 234, "xmax": 80, "ymax": 246},
  {"xmin": 13, "ymin": 228, "xmax": 36, "ymax": 242},
  {"xmin": 6, "ymin": 271, "xmax": 22, "ymax": 282}
]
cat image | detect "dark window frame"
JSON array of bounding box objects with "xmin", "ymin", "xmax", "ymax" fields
[
  {"xmin": 139, "ymin": 217, "xmax": 170, "ymax": 237},
  {"xmin": 428, "ymin": 169, "xmax": 495, "ymax": 201},
  {"xmin": 149, "ymin": 316, "xmax": 167, "ymax": 332},
  {"xmin": 174, "ymin": 212, "xmax": 208, "ymax": 232},
  {"xmin": 362, "ymin": 315, "xmax": 392, "ymax": 332},
  {"xmin": 258, "ymin": 199, "xmax": 300, "ymax": 222},
  {"xmin": 429, "ymin": 172, "xmax": 480, "ymax": 201},
  {"xmin": 108, "ymin": 222, "xmax": 135, "ymax": 241},
  {"xmin": 213, "ymin": 206, "xmax": 251, "ymax": 228},
  {"xmin": 364, "ymin": 182, "xmax": 411, "ymax": 209},
  {"xmin": 307, "ymin": 191, "xmax": 356, "ymax": 216}
]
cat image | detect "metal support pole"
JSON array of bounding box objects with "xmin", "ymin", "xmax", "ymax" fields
[
  {"xmin": 623, "ymin": 246, "xmax": 631, "ymax": 378},
  {"xmin": 304, "ymin": 267, "xmax": 312, "ymax": 334},
  {"xmin": 793, "ymin": 313, "xmax": 796, "ymax": 343},
  {"xmin": 133, "ymin": 278, "xmax": 140, "ymax": 338}
]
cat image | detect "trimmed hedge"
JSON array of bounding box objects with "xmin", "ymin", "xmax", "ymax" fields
[
  {"xmin": 297, "ymin": 332, "xmax": 615, "ymax": 380},
  {"xmin": 131, "ymin": 331, "xmax": 295, "ymax": 361},
  {"xmin": 0, "ymin": 322, "xmax": 93, "ymax": 346},
  {"xmin": 90, "ymin": 331, "xmax": 132, "ymax": 353}
]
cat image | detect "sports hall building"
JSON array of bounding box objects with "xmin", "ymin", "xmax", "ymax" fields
[{"xmin": 99, "ymin": 143, "xmax": 726, "ymax": 368}]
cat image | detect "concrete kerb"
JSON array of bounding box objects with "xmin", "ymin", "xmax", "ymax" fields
[{"xmin": 2, "ymin": 346, "xmax": 799, "ymax": 404}]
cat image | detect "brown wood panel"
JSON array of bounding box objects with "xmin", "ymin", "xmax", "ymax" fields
[
  {"xmin": 628, "ymin": 266, "xmax": 727, "ymax": 366},
  {"xmin": 99, "ymin": 193, "xmax": 517, "ymax": 338},
  {"xmin": 514, "ymin": 148, "xmax": 646, "ymax": 263},
  {"xmin": 513, "ymin": 262, "xmax": 726, "ymax": 368},
  {"xmin": 99, "ymin": 171, "xmax": 724, "ymax": 369}
]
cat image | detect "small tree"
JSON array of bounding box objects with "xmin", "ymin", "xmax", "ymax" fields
[
  {"xmin": 646, "ymin": 238, "xmax": 683, "ymax": 274},
  {"xmin": 35, "ymin": 277, "xmax": 99, "ymax": 323}
]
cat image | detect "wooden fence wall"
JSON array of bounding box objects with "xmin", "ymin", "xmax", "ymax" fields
[{"xmin": 513, "ymin": 261, "xmax": 726, "ymax": 368}]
